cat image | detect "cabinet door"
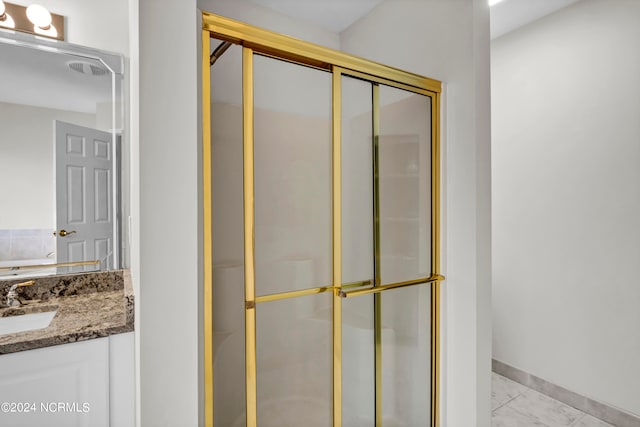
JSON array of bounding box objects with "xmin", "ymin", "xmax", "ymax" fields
[{"xmin": 0, "ymin": 338, "xmax": 109, "ymax": 427}]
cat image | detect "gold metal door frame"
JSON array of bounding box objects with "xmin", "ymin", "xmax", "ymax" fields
[{"xmin": 202, "ymin": 11, "xmax": 443, "ymax": 427}]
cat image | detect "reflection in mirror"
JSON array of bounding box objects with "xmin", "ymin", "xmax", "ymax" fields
[{"xmin": 0, "ymin": 33, "xmax": 124, "ymax": 280}]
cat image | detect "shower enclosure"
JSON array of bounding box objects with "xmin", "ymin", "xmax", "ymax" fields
[{"xmin": 202, "ymin": 12, "xmax": 443, "ymax": 427}]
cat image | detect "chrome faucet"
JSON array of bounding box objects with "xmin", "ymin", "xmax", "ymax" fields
[{"xmin": 4, "ymin": 280, "xmax": 35, "ymax": 307}]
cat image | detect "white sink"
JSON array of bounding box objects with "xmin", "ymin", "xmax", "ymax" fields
[{"xmin": 0, "ymin": 310, "xmax": 57, "ymax": 336}]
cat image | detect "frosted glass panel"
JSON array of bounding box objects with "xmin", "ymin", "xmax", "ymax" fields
[
  {"xmin": 381, "ymin": 284, "xmax": 431, "ymax": 425},
  {"xmin": 256, "ymin": 293, "xmax": 332, "ymax": 427},
  {"xmin": 342, "ymin": 294, "xmax": 375, "ymax": 425},
  {"xmin": 379, "ymin": 86, "xmax": 432, "ymax": 284},
  {"xmin": 341, "ymin": 75, "xmax": 373, "ymax": 285},
  {"xmin": 210, "ymin": 39, "xmax": 246, "ymax": 427},
  {"xmin": 253, "ymin": 55, "xmax": 332, "ymax": 296}
]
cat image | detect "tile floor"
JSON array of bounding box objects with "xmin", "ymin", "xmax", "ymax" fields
[{"xmin": 492, "ymin": 373, "xmax": 615, "ymax": 427}]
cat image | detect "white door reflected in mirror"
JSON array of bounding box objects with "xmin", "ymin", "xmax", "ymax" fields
[{"xmin": 55, "ymin": 121, "xmax": 114, "ymax": 272}]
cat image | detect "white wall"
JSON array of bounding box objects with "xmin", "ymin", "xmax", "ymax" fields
[
  {"xmin": 492, "ymin": 0, "xmax": 640, "ymax": 416},
  {"xmin": 0, "ymin": 102, "xmax": 95, "ymax": 229},
  {"xmin": 341, "ymin": 1, "xmax": 492, "ymax": 426},
  {"xmin": 135, "ymin": 0, "xmax": 201, "ymax": 426}
]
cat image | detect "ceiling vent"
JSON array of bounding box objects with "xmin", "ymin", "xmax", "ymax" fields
[{"xmin": 68, "ymin": 61, "xmax": 108, "ymax": 76}]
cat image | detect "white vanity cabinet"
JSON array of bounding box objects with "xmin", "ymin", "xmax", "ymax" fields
[{"xmin": 0, "ymin": 333, "xmax": 134, "ymax": 427}]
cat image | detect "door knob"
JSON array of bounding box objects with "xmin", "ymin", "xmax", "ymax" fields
[{"xmin": 53, "ymin": 229, "xmax": 77, "ymax": 237}]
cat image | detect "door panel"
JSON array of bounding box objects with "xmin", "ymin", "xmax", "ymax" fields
[
  {"xmin": 256, "ymin": 293, "xmax": 332, "ymax": 427},
  {"xmin": 66, "ymin": 165, "xmax": 86, "ymax": 224},
  {"xmin": 377, "ymin": 86, "xmax": 433, "ymax": 425},
  {"xmin": 340, "ymin": 75, "xmax": 376, "ymax": 426},
  {"xmin": 378, "ymin": 86, "xmax": 432, "ymax": 285},
  {"xmin": 342, "ymin": 294, "xmax": 375, "ymax": 426},
  {"xmin": 341, "ymin": 75, "xmax": 373, "ymax": 285},
  {"xmin": 253, "ymin": 55, "xmax": 332, "ymax": 297},
  {"xmin": 340, "ymin": 79, "xmax": 434, "ymax": 425},
  {"xmin": 209, "ymin": 38, "xmax": 246, "ymax": 427},
  {"xmin": 381, "ymin": 284, "xmax": 431, "ymax": 425}
]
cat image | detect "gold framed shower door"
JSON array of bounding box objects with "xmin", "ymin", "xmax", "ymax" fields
[{"xmin": 202, "ymin": 11, "xmax": 443, "ymax": 427}]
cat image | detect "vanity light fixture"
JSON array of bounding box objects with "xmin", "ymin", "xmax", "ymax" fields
[
  {"xmin": 0, "ymin": 1, "xmax": 63, "ymax": 40},
  {"xmin": 0, "ymin": 0, "xmax": 16, "ymax": 29}
]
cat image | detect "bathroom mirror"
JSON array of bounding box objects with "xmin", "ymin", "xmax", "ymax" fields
[{"xmin": 0, "ymin": 30, "xmax": 124, "ymax": 280}]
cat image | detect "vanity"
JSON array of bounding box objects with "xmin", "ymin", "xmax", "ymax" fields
[
  {"xmin": 0, "ymin": 271, "xmax": 134, "ymax": 427},
  {"xmin": 0, "ymin": 5, "xmax": 133, "ymax": 427}
]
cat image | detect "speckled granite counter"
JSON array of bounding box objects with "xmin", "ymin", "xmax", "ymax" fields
[{"xmin": 0, "ymin": 270, "xmax": 134, "ymax": 354}]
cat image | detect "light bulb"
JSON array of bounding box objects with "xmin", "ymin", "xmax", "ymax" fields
[
  {"xmin": 26, "ymin": 4, "xmax": 52, "ymax": 29},
  {"xmin": 0, "ymin": 0, "xmax": 15, "ymax": 29},
  {"xmin": 34, "ymin": 23, "xmax": 57, "ymax": 38}
]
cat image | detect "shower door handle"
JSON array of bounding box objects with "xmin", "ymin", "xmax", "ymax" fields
[{"xmin": 339, "ymin": 274, "xmax": 444, "ymax": 298}]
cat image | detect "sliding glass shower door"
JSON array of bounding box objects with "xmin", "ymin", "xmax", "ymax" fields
[
  {"xmin": 203, "ymin": 12, "xmax": 443, "ymax": 427},
  {"xmin": 339, "ymin": 74, "xmax": 435, "ymax": 426}
]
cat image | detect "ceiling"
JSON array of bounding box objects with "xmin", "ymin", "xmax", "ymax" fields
[
  {"xmin": 249, "ymin": 0, "xmax": 384, "ymax": 33},
  {"xmin": 249, "ymin": 0, "xmax": 581, "ymax": 39},
  {"xmin": 490, "ymin": 0, "xmax": 581, "ymax": 39}
]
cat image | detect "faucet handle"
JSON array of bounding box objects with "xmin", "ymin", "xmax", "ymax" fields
[{"xmin": 10, "ymin": 280, "xmax": 36, "ymax": 290}]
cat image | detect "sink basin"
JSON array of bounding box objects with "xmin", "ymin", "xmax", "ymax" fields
[{"xmin": 0, "ymin": 308, "xmax": 57, "ymax": 336}]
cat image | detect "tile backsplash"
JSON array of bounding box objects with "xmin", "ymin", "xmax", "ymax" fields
[{"xmin": 0, "ymin": 229, "xmax": 55, "ymax": 261}]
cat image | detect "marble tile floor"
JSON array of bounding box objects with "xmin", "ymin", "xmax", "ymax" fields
[{"xmin": 492, "ymin": 373, "xmax": 615, "ymax": 427}]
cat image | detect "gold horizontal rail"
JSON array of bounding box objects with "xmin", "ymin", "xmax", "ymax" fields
[
  {"xmin": 251, "ymin": 279, "xmax": 375, "ymax": 305},
  {"xmin": 342, "ymin": 68, "xmax": 439, "ymax": 98},
  {"xmin": 254, "ymin": 286, "xmax": 333, "ymax": 304},
  {"xmin": 202, "ymin": 12, "xmax": 442, "ymax": 94},
  {"xmin": 339, "ymin": 275, "xmax": 445, "ymax": 298},
  {"xmin": 0, "ymin": 260, "xmax": 100, "ymax": 273}
]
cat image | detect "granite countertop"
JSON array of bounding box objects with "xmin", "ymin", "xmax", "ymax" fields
[{"xmin": 0, "ymin": 270, "xmax": 134, "ymax": 354}]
